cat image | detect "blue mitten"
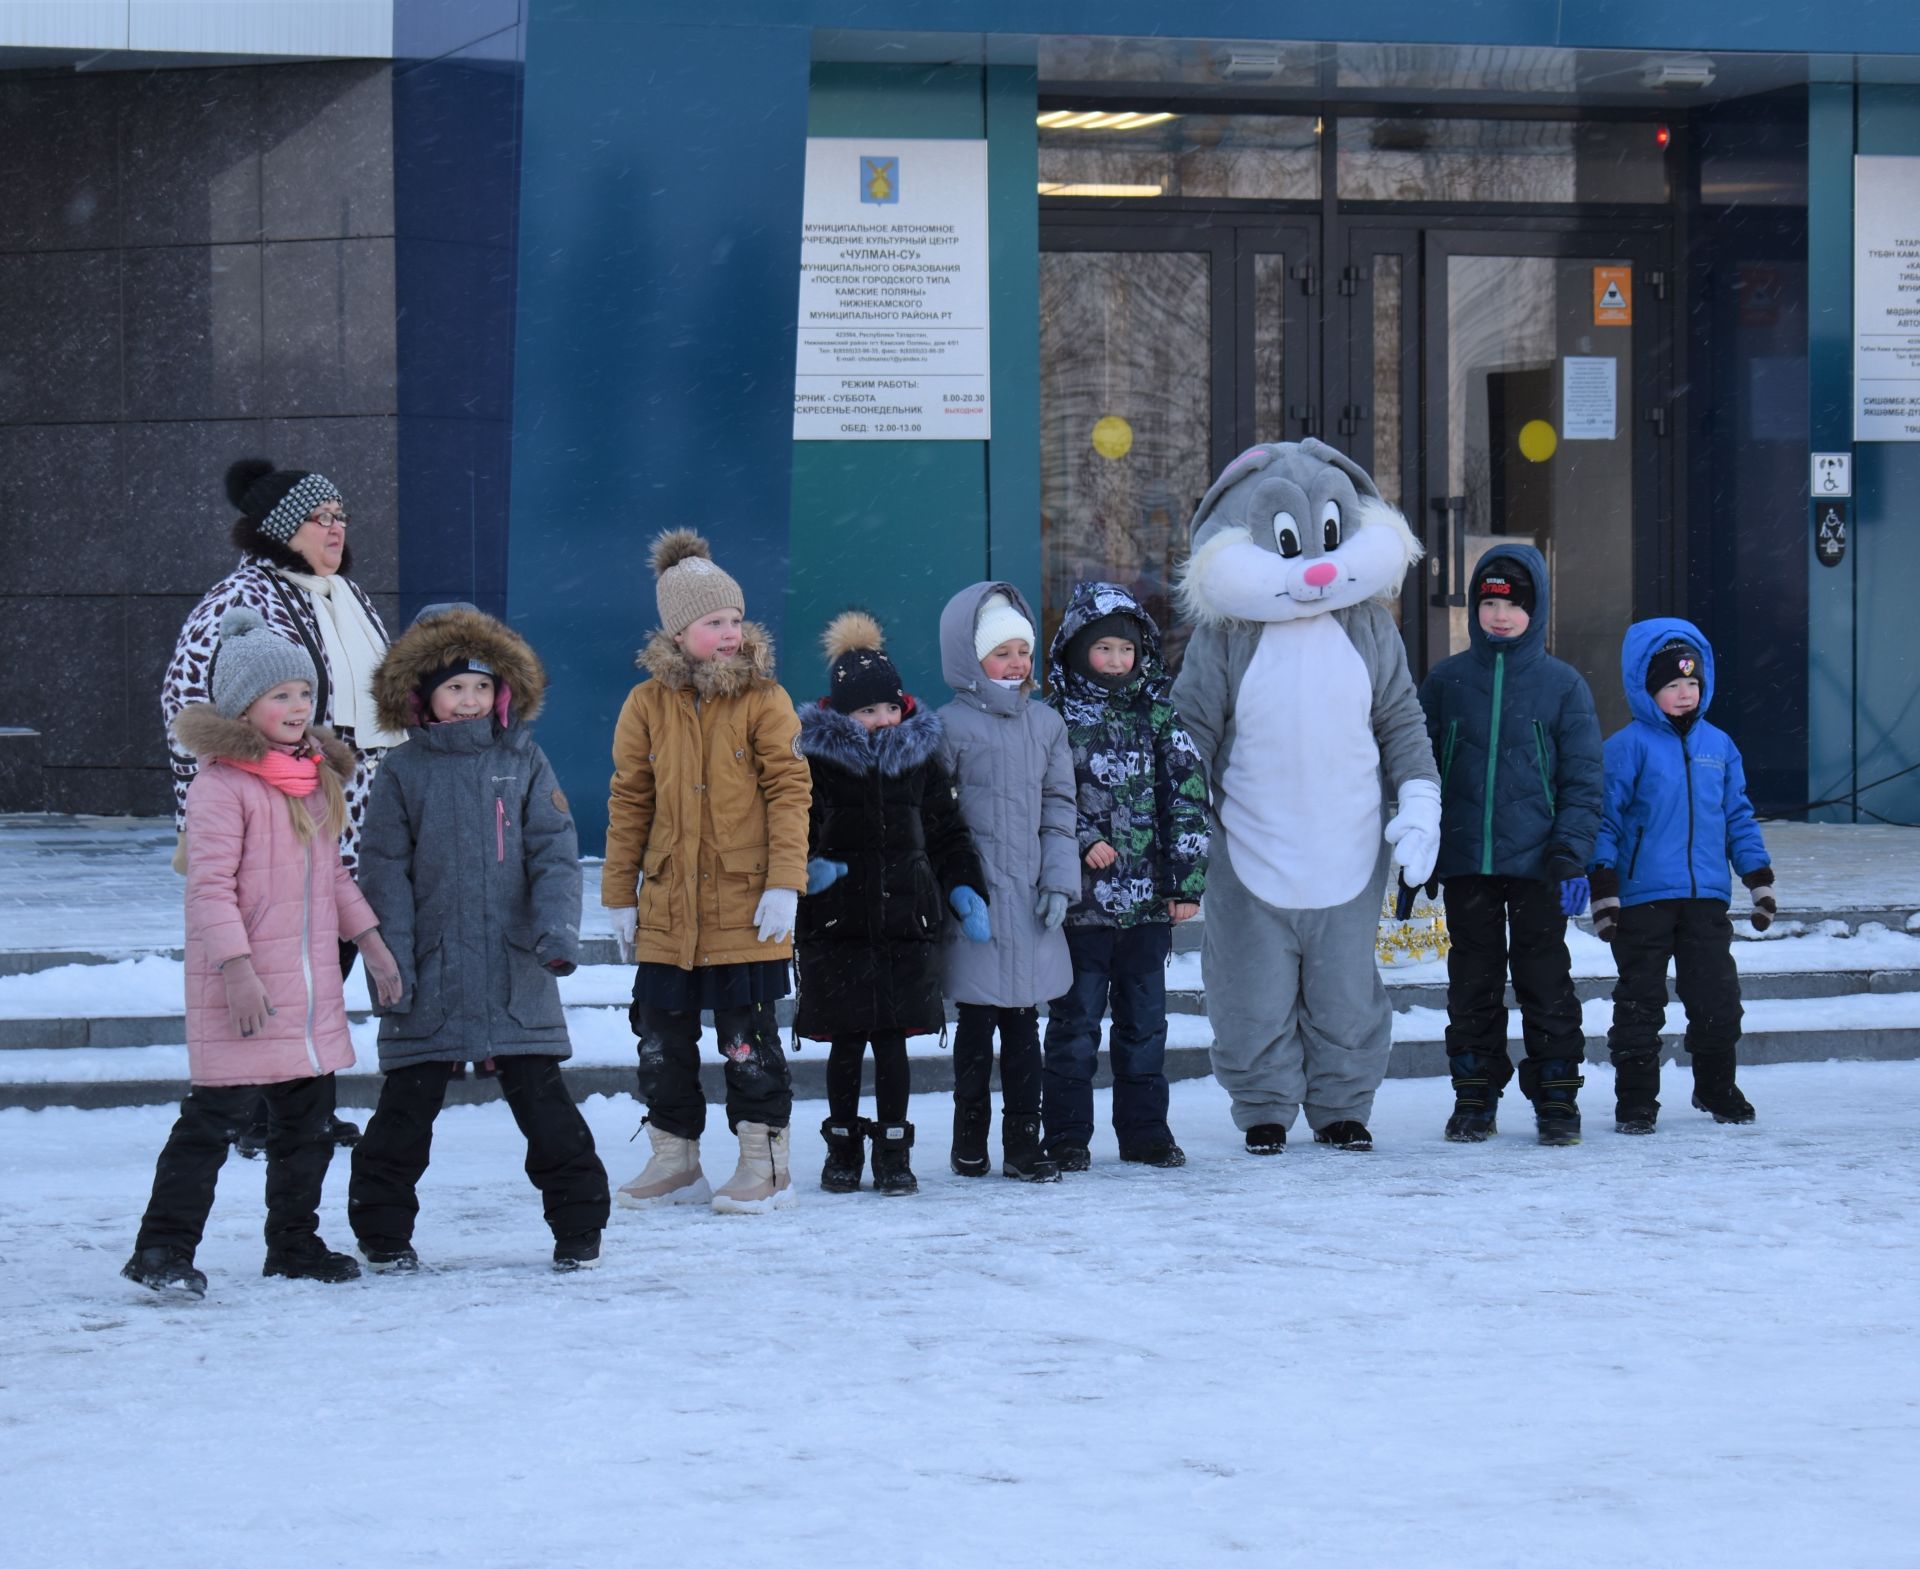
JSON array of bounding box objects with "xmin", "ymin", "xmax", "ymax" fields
[
  {"xmin": 805, "ymin": 857, "xmax": 848, "ymax": 895},
  {"xmin": 1035, "ymin": 890, "xmax": 1069, "ymax": 931},
  {"xmin": 1559, "ymin": 876, "xmax": 1590, "ymax": 919},
  {"xmin": 949, "ymin": 885, "xmax": 991, "ymax": 943}
]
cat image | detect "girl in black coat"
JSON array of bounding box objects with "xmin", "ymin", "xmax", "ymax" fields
[{"xmin": 795, "ymin": 612, "xmax": 988, "ymax": 1195}]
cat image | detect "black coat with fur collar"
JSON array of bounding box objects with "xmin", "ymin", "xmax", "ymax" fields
[{"xmin": 793, "ymin": 700, "xmax": 984, "ymax": 1040}]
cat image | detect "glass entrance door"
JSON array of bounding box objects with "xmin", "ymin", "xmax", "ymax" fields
[
  {"xmin": 1039, "ymin": 220, "xmax": 1316, "ymax": 665},
  {"xmin": 1419, "ymin": 231, "xmax": 1667, "ymax": 733}
]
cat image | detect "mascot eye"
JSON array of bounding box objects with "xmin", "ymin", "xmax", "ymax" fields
[
  {"xmin": 1273, "ymin": 512, "xmax": 1302, "ymax": 558},
  {"xmin": 1320, "ymin": 500, "xmax": 1342, "ymax": 551}
]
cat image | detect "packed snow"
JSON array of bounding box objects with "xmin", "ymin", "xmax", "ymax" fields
[{"xmin": 2, "ymin": 1064, "xmax": 1916, "ymax": 1567}]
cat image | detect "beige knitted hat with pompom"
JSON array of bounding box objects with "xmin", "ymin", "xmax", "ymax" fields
[{"xmin": 652, "ymin": 529, "xmax": 745, "ymax": 635}]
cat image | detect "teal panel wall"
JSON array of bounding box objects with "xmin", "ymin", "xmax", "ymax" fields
[{"xmin": 785, "ymin": 64, "xmax": 1040, "ymax": 711}]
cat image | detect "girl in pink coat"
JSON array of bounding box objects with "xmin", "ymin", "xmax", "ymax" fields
[{"xmin": 123, "ymin": 609, "xmax": 402, "ymax": 1300}]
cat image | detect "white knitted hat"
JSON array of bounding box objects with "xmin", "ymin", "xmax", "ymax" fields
[{"xmin": 973, "ymin": 592, "xmax": 1034, "ymax": 661}]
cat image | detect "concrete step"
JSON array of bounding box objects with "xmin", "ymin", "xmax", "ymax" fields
[{"xmin": 5, "ymin": 1022, "xmax": 1915, "ymax": 1112}]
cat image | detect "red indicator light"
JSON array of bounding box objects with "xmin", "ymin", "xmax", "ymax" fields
[{"xmin": 1655, "ymin": 125, "xmax": 1671, "ymax": 148}]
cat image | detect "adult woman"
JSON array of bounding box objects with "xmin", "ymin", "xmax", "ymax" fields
[{"xmin": 163, "ymin": 458, "xmax": 405, "ymax": 1148}]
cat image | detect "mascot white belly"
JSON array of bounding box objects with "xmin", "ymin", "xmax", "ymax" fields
[{"xmin": 1220, "ymin": 619, "xmax": 1381, "ymax": 910}]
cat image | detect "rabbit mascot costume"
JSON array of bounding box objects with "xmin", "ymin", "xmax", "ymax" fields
[{"xmin": 1172, "ymin": 439, "xmax": 1440, "ymax": 1151}]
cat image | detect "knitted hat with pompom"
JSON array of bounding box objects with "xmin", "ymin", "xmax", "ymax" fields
[
  {"xmin": 822, "ymin": 610, "xmax": 904, "ymax": 715},
  {"xmin": 652, "ymin": 529, "xmax": 745, "ymax": 635},
  {"xmin": 211, "ymin": 607, "xmax": 317, "ymax": 719}
]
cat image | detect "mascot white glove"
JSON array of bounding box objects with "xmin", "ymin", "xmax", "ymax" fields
[
  {"xmin": 610, "ymin": 870, "xmax": 642, "ymax": 962},
  {"xmin": 754, "ymin": 887, "xmax": 799, "ymax": 944},
  {"xmin": 1384, "ymin": 777, "xmax": 1442, "ymax": 889}
]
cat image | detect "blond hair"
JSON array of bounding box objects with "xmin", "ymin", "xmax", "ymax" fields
[{"xmin": 285, "ymin": 761, "xmax": 348, "ymax": 847}]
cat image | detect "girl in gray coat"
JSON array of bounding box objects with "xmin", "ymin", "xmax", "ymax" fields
[
  {"xmin": 348, "ymin": 606, "xmax": 610, "ymax": 1273},
  {"xmin": 936, "ymin": 583, "xmax": 1079, "ymax": 1182}
]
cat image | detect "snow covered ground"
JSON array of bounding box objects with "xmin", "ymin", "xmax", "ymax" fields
[{"xmin": 4, "ymin": 1064, "xmax": 1917, "ymax": 1568}]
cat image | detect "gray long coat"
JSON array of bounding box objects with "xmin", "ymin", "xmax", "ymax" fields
[{"xmin": 935, "ymin": 582, "xmax": 1077, "ymax": 1008}]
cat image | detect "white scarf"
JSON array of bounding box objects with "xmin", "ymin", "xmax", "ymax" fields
[{"xmin": 275, "ymin": 570, "xmax": 405, "ymax": 748}]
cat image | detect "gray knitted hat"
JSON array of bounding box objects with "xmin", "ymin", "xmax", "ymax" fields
[{"xmin": 211, "ymin": 607, "xmax": 317, "ymax": 718}]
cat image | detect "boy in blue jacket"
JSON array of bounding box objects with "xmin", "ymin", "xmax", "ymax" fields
[
  {"xmin": 1589, "ymin": 619, "xmax": 1776, "ymax": 1133},
  {"xmin": 1419, "ymin": 547, "xmax": 1603, "ymax": 1145}
]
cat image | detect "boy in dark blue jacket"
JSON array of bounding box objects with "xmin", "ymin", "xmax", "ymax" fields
[
  {"xmin": 1589, "ymin": 619, "xmax": 1775, "ymax": 1133},
  {"xmin": 1419, "ymin": 546, "xmax": 1603, "ymax": 1145}
]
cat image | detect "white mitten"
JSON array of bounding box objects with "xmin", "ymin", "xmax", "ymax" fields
[
  {"xmin": 1384, "ymin": 777, "xmax": 1442, "ymax": 888},
  {"xmin": 754, "ymin": 887, "xmax": 798, "ymax": 944},
  {"xmin": 609, "ymin": 870, "xmax": 642, "ymax": 962}
]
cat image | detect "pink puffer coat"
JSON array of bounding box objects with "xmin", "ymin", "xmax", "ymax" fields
[{"xmin": 175, "ymin": 707, "xmax": 377, "ymax": 1086}]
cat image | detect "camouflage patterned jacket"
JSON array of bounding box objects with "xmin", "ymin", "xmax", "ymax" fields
[{"xmin": 1045, "ymin": 582, "xmax": 1210, "ymax": 929}]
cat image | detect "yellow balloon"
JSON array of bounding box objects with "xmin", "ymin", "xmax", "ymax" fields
[
  {"xmin": 1091, "ymin": 415, "xmax": 1134, "ymax": 460},
  {"xmin": 1518, "ymin": 419, "xmax": 1558, "ymax": 463}
]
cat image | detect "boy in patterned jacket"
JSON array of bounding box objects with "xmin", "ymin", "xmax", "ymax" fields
[{"xmin": 1041, "ymin": 582, "xmax": 1209, "ymax": 1170}]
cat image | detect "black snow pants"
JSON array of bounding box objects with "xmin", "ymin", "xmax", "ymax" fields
[
  {"xmin": 348, "ymin": 1056, "xmax": 610, "ymax": 1249},
  {"xmin": 953, "ymin": 1004, "xmax": 1042, "ymax": 1118},
  {"xmin": 134, "ymin": 1073, "xmax": 339, "ymax": 1259},
  {"xmin": 1606, "ymin": 897, "xmax": 1743, "ymax": 1064},
  {"xmin": 630, "ymin": 1003, "xmax": 793, "ymax": 1138},
  {"xmin": 1443, "ymin": 874, "xmax": 1586, "ymax": 1094}
]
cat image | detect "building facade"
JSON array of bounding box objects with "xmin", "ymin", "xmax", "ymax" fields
[{"xmin": 4, "ymin": 3, "xmax": 1919, "ymax": 850}]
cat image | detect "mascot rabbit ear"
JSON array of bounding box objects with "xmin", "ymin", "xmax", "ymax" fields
[
  {"xmin": 1189, "ymin": 445, "xmax": 1278, "ymax": 542},
  {"xmin": 1299, "ymin": 437, "xmax": 1384, "ymax": 502}
]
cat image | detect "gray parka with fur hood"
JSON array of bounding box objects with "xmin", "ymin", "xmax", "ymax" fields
[
  {"xmin": 935, "ymin": 582, "xmax": 1077, "ymax": 1008},
  {"xmin": 357, "ymin": 606, "xmax": 581, "ymax": 1069}
]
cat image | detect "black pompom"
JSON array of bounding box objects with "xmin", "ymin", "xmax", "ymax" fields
[{"xmin": 225, "ymin": 457, "xmax": 275, "ymax": 512}]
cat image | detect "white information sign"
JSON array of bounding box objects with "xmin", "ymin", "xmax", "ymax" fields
[
  {"xmin": 1855, "ymin": 156, "xmax": 1920, "ymax": 441},
  {"xmin": 793, "ymin": 138, "xmax": 991, "ymax": 441},
  {"xmin": 1562, "ymin": 356, "xmax": 1617, "ymax": 440}
]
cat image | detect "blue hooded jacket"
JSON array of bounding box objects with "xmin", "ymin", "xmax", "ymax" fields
[
  {"xmin": 1592, "ymin": 617, "xmax": 1770, "ymax": 906},
  {"xmin": 1417, "ymin": 543, "xmax": 1604, "ymax": 881}
]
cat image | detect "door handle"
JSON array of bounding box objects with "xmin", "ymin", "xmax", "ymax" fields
[
  {"xmin": 1428, "ymin": 495, "xmax": 1466, "ymax": 608},
  {"xmin": 1289, "ymin": 403, "xmax": 1319, "ymax": 438}
]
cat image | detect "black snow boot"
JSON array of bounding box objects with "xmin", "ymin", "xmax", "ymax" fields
[
  {"xmin": 1522, "ymin": 1055, "xmax": 1585, "ymax": 1147},
  {"xmin": 552, "ymin": 1232, "xmax": 602, "ymax": 1272},
  {"xmin": 1245, "ymin": 1123, "xmax": 1287, "ymax": 1155},
  {"xmin": 1444, "ymin": 1051, "xmax": 1502, "ymax": 1142},
  {"xmin": 1119, "ymin": 1138, "xmax": 1187, "ymax": 1168},
  {"xmin": 328, "ymin": 1113, "xmax": 363, "ymax": 1148},
  {"xmin": 121, "ymin": 1245, "xmax": 207, "ymax": 1300},
  {"xmin": 1313, "ymin": 1120, "xmax": 1374, "ymax": 1151},
  {"xmin": 1049, "ymin": 1141, "xmax": 1092, "ymax": 1172},
  {"xmin": 869, "ymin": 1121, "xmax": 919, "ymax": 1196},
  {"xmin": 1002, "ymin": 1115, "xmax": 1061, "ymax": 1182},
  {"xmin": 951, "ymin": 1100, "xmax": 992, "ymax": 1177},
  {"xmin": 262, "ymin": 1237, "xmax": 361, "ymax": 1283},
  {"xmin": 1690, "ymin": 1051, "xmax": 1756, "ymax": 1124},
  {"xmin": 1614, "ymin": 1054, "xmax": 1661, "ymax": 1134},
  {"xmin": 820, "ymin": 1116, "xmax": 867, "ymax": 1193}
]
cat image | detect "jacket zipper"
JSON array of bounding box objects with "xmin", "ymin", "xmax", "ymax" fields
[
  {"xmin": 1480, "ymin": 651, "xmax": 1504, "ymax": 875},
  {"xmin": 496, "ymin": 795, "xmax": 506, "ymax": 863},
  {"xmin": 1681, "ymin": 732, "xmax": 1697, "ymax": 897},
  {"xmin": 1627, "ymin": 826, "xmax": 1646, "ymax": 879},
  {"xmin": 299, "ymin": 839, "xmax": 319, "ymax": 1072},
  {"xmin": 1532, "ymin": 721, "xmax": 1556, "ymax": 810}
]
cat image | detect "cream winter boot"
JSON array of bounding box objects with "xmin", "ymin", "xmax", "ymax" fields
[
  {"xmin": 614, "ymin": 1123, "xmax": 712, "ymax": 1210},
  {"xmin": 710, "ymin": 1121, "xmax": 794, "ymax": 1214}
]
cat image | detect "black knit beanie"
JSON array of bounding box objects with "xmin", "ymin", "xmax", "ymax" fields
[
  {"xmin": 1068, "ymin": 610, "xmax": 1146, "ymax": 690},
  {"xmin": 1473, "ymin": 558, "xmax": 1536, "ymax": 616},
  {"xmin": 225, "ymin": 457, "xmax": 351, "ymax": 574},
  {"xmin": 822, "ymin": 610, "xmax": 905, "ymax": 715},
  {"xmin": 1645, "ymin": 638, "xmax": 1703, "ymax": 697}
]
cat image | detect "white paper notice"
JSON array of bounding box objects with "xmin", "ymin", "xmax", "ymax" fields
[
  {"xmin": 1562, "ymin": 356, "xmax": 1617, "ymax": 440},
  {"xmin": 793, "ymin": 138, "xmax": 991, "ymax": 441},
  {"xmin": 1854, "ymin": 156, "xmax": 1920, "ymax": 441}
]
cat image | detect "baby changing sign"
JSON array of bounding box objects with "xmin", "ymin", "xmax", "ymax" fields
[{"xmin": 794, "ymin": 138, "xmax": 991, "ymax": 441}]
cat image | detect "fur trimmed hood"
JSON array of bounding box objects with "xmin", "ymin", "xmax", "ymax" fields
[
  {"xmin": 373, "ymin": 607, "xmax": 546, "ymax": 733},
  {"xmin": 797, "ymin": 698, "xmax": 940, "ymax": 778},
  {"xmin": 171, "ymin": 704, "xmax": 356, "ymax": 779},
  {"xmin": 637, "ymin": 622, "xmax": 778, "ymax": 701}
]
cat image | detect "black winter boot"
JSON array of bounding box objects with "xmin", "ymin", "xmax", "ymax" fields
[
  {"xmin": 121, "ymin": 1245, "xmax": 207, "ymax": 1300},
  {"xmin": 1119, "ymin": 1138, "xmax": 1186, "ymax": 1168},
  {"xmin": 1444, "ymin": 1051, "xmax": 1502, "ymax": 1142},
  {"xmin": 820, "ymin": 1116, "xmax": 867, "ymax": 1193},
  {"xmin": 869, "ymin": 1121, "xmax": 919, "ymax": 1196},
  {"xmin": 328, "ymin": 1113, "xmax": 363, "ymax": 1148},
  {"xmin": 1689, "ymin": 1052, "xmax": 1756, "ymax": 1124},
  {"xmin": 1313, "ymin": 1120, "xmax": 1373, "ymax": 1151},
  {"xmin": 1002, "ymin": 1115, "xmax": 1061, "ymax": 1182},
  {"xmin": 1522, "ymin": 1055, "xmax": 1585, "ymax": 1147},
  {"xmin": 1245, "ymin": 1123, "xmax": 1287, "ymax": 1155},
  {"xmin": 262, "ymin": 1237, "xmax": 361, "ymax": 1283},
  {"xmin": 1614, "ymin": 1054, "xmax": 1661, "ymax": 1134},
  {"xmin": 951, "ymin": 1100, "xmax": 991, "ymax": 1177},
  {"xmin": 1049, "ymin": 1141, "xmax": 1092, "ymax": 1172}
]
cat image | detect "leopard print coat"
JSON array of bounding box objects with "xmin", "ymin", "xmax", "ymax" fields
[{"xmin": 162, "ymin": 557, "xmax": 390, "ymax": 871}]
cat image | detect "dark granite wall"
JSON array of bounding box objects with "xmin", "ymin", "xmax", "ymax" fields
[{"xmin": 0, "ymin": 62, "xmax": 399, "ymax": 815}]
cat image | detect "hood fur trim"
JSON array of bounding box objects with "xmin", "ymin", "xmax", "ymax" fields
[
  {"xmin": 637, "ymin": 622, "xmax": 777, "ymax": 699},
  {"xmin": 172, "ymin": 705, "xmax": 355, "ymax": 779},
  {"xmin": 373, "ymin": 608, "xmax": 546, "ymax": 734},
  {"xmin": 797, "ymin": 700, "xmax": 941, "ymax": 777}
]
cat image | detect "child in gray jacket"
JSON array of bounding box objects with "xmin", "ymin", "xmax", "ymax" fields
[
  {"xmin": 936, "ymin": 583, "xmax": 1079, "ymax": 1183},
  {"xmin": 349, "ymin": 605, "xmax": 610, "ymax": 1273}
]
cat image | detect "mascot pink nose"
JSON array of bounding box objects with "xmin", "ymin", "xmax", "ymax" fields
[{"xmin": 1303, "ymin": 561, "xmax": 1338, "ymax": 588}]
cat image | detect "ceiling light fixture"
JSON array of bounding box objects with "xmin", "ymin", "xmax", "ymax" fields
[
  {"xmin": 1037, "ymin": 182, "xmax": 1165, "ymax": 198},
  {"xmin": 1640, "ymin": 57, "xmax": 1715, "ymax": 91}
]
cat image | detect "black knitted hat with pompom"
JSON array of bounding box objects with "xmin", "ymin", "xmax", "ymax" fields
[{"xmin": 224, "ymin": 458, "xmax": 352, "ymax": 575}]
